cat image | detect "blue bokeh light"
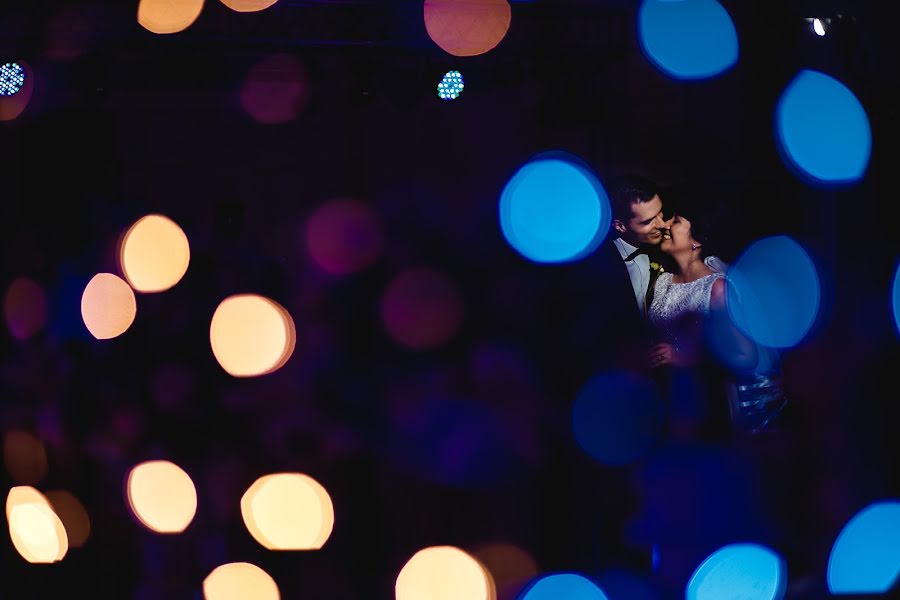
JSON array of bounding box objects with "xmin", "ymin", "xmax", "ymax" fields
[
  {"xmin": 893, "ymin": 262, "xmax": 900, "ymax": 337},
  {"xmin": 572, "ymin": 371, "xmax": 663, "ymax": 466},
  {"xmin": 0, "ymin": 62, "xmax": 26, "ymax": 97},
  {"xmin": 687, "ymin": 543, "xmax": 787, "ymax": 600},
  {"xmin": 520, "ymin": 573, "xmax": 609, "ymax": 600},
  {"xmin": 726, "ymin": 235, "xmax": 821, "ymax": 348},
  {"xmin": 499, "ymin": 154, "xmax": 611, "ymax": 263},
  {"xmin": 775, "ymin": 69, "xmax": 872, "ymax": 185},
  {"xmin": 828, "ymin": 501, "xmax": 900, "ymax": 594},
  {"xmin": 638, "ymin": 0, "xmax": 738, "ymax": 80},
  {"xmin": 437, "ymin": 70, "xmax": 464, "ymax": 100}
]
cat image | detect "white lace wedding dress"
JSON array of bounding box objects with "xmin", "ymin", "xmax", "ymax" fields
[
  {"xmin": 648, "ymin": 272, "xmax": 724, "ymax": 351},
  {"xmin": 648, "ymin": 271, "xmax": 786, "ymax": 434}
]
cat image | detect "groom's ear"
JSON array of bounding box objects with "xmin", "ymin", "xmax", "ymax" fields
[{"xmin": 612, "ymin": 219, "xmax": 626, "ymax": 235}]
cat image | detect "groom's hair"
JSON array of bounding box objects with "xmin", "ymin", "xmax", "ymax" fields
[{"xmin": 611, "ymin": 174, "xmax": 659, "ymax": 222}]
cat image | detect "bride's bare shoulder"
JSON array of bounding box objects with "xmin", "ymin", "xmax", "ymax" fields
[{"xmin": 710, "ymin": 276, "xmax": 727, "ymax": 309}]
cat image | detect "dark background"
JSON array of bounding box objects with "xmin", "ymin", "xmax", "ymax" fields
[{"xmin": 2, "ymin": 0, "xmax": 899, "ymax": 598}]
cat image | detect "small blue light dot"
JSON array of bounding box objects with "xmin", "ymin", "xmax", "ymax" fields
[
  {"xmin": 0, "ymin": 62, "xmax": 26, "ymax": 97},
  {"xmin": 437, "ymin": 70, "xmax": 465, "ymax": 101}
]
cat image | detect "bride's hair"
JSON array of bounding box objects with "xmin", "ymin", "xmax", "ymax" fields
[
  {"xmin": 665, "ymin": 184, "xmax": 732, "ymax": 261},
  {"xmin": 688, "ymin": 208, "xmax": 729, "ymax": 261}
]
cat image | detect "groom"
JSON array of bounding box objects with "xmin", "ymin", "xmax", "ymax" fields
[
  {"xmin": 610, "ymin": 175, "xmax": 670, "ymax": 321},
  {"xmin": 547, "ymin": 174, "xmax": 670, "ymax": 381}
]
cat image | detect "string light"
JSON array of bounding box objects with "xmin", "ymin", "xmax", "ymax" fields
[
  {"xmin": 0, "ymin": 63, "xmax": 25, "ymax": 96},
  {"xmin": 438, "ymin": 70, "xmax": 465, "ymax": 101}
]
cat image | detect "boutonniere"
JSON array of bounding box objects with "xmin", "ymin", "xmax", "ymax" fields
[{"xmin": 644, "ymin": 261, "xmax": 664, "ymax": 316}]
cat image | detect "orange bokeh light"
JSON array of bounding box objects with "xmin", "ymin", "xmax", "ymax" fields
[
  {"xmin": 240, "ymin": 473, "xmax": 334, "ymax": 550},
  {"xmin": 137, "ymin": 0, "xmax": 205, "ymax": 35},
  {"xmin": 6, "ymin": 486, "xmax": 52, "ymax": 520},
  {"xmin": 396, "ymin": 546, "xmax": 494, "ymax": 600},
  {"xmin": 424, "ymin": 0, "xmax": 511, "ymax": 57},
  {"xmin": 0, "ymin": 61, "xmax": 35, "ymax": 122},
  {"xmin": 203, "ymin": 562, "xmax": 281, "ymax": 600},
  {"xmin": 4, "ymin": 277, "xmax": 48, "ymax": 340},
  {"xmin": 3, "ymin": 429, "xmax": 48, "ymax": 484},
  {"xmin": 119, "ymin": 214, "xmax": 191, "ymax": 293},
  {"xmin": 6, "ymin": 486, "xmax": 68, "ymax": 563},
  {"xmin": 126, "ymin": 460, "xmax": 197, "ymax": 534},
  {"xmin": 81, "ymin": 273, "xmax": 137, "ymax": 340},
  {"xmin": 45, "ymin": 490, "xmax": 91, "ymax": 548},
  {"xmin": 219, "ymin": 0, "xmax": 279, "ymax": 12},
  {"xmin": 209, "ymin": 294, "xmax": 296, "ymax": 377}
]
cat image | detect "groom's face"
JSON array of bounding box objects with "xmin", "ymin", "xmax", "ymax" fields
[{"xmin": 615, "ymin": 194, "xmax": 666, "ymax": 247}]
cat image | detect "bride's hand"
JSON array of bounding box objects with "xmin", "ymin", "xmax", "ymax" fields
[{"xmin": 648, "ymin": 343, "xmax": 688, "ymax": 368}]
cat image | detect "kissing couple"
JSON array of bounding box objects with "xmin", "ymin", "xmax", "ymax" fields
[{"xmin": 609, "ymin": 175, "xmax": 787, "ymax": 438}]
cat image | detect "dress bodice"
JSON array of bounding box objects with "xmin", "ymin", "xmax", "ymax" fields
[
  {"xmin": 648, "ymin": 272, "xmax": 724, "ymax": 351},
  {"xmin": 649, "ymin": 272, "xmax": 723, "ymax": 323}
]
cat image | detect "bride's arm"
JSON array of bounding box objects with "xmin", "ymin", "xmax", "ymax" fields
[{"xmin": 708, "ymin": 278, "xmax": 758, "ymax": 371}]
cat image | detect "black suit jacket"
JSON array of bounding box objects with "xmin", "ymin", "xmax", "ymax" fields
[
  {"xmin": 530, "ymin": 239, "xmax": 655, "ymax": 572},
  {"xmin": 536, "ymin": 239, "xmax": 651, "ymax": 403}
]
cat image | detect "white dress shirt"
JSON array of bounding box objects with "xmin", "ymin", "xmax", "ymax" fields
[{"xmin": 613, "ymin": 237, "xmax": 650, "ymax": 314}]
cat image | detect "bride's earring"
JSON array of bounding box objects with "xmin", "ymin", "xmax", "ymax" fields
[{"xmin": 691, "ymin": 243, "xmax": 700, "ymax": 251}]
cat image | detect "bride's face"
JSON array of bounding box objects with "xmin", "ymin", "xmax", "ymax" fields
[{"xmin": 660, "ymin": 214, "xmax": 695, "ymax": 254}]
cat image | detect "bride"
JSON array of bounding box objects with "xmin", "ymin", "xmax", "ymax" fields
[{"xmin": 646, "ymin": 213, "xmax": 768, "ymax": 437}]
